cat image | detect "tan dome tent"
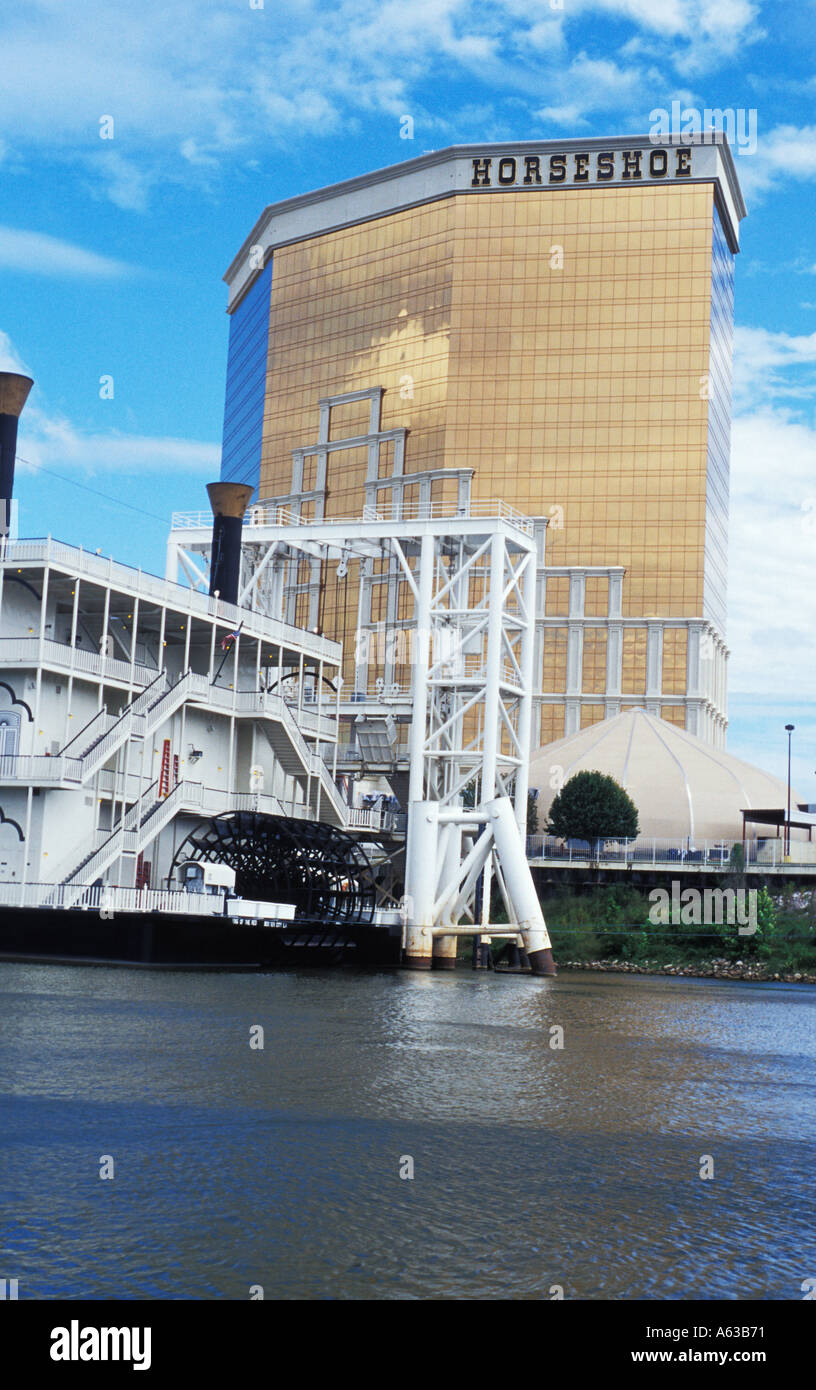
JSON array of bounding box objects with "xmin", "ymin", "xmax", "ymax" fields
[{"xmin": 529, "ymin": 710, "xmax": 806, "ymax": 848}]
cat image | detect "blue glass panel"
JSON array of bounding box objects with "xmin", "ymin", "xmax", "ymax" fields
[{"xmin": 219, "ymin": 261, "xmax": 273, "ymax": 493}]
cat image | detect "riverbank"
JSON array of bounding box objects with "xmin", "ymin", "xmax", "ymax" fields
[
  {"xmin": 559, "ymin": 957, "xmax": 816, "ymax": 984},
  {"xmin": 510, "ymin": 883, "xmax": 816, "ymax": 981}
]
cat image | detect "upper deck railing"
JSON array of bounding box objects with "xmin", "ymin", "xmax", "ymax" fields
[
  {"xmin": 171, "ymin": 498, "xmax": 537, "ymax": 536},
  {"xmin": 0, "ymin": 538, "xmax": 340, "ymax": 662}
]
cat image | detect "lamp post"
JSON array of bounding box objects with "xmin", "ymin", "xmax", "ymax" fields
[{"xmin": 784, "ymin": 724, "xmax": 795, "ymax": 858}]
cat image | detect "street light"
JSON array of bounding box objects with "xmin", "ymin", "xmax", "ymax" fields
[{"xmin": 784, "ymin": 724, "xmax": 795, "ymax": 858}]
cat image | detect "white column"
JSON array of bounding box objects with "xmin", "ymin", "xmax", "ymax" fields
[
  {"xmin": 404, "ymin": 800, "xmax": 437, "ymax": 968},
  {"xmin": 481, "ymin": 532, "xmax": 506, "ymax": 802},
  {"xmin": 514, "ymin": 549, "xmax": 536, "ymax": 835},
  {"xmin": 432, "ymin": 820, "xmax": 460, "ymax": 970},
  {"xmin": 566, "ymin": 625, "xmax": 584, "ymax": 696},
  {"xmin": 488, "ymin": 797, "xmax": 555, "ymax": 975},
  {"xmin": 407, "ymin": 533, "xmax": 434, "ymax": 804},
  {"xmin": 646, "ymin": 621, "xmax": 663, "ymax": 699},
  {"xmin": 606, "ymin": 623, "xmax": 623, "ymax": 698},
  {"xmin": 165, "ymin": 535, "xmax": 179, "ymax": 584},
  {"xmin": 687, "ymin": 623, "xmax": 703, "ymax": 699}
]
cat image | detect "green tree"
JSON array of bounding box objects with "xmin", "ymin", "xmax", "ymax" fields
[
  {"xmin": 547, "ymin": 770, "xmax": 639, "ymax": 862},
  {"xmin": 527, "ymin": 789, "xmax": 539, "ymax": 836}
]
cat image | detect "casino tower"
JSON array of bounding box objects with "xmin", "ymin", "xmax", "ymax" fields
[{"xmin": 218, "ymin": 134, "xmax": 745, "ymax": 749}]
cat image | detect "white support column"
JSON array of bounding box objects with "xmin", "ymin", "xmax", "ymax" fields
[
  {"xmin": 432, "ymin": 819, "xmax": 460, "ymax": 970},
  {"xmin": 355, "ymin": 557, "xmax": 372, "ymax": 695},
  {"xmin": 404, "ymin": 800, "xmax": 437, "ymax": 969},
  {"xmin": 165, "ymin": 535, "xmax": 179, "ymax": 584},
  {"xmin": 487, "ymin": 797, "xmax": 555, "ymax": 975},
  {"xmin": 32, "ymin": 563, "xmax": 49, "ymax": 761},
  {"xmin": 481, "ymin": 532, "xmax": 505, "ymax": 803},
  {"xmin": 129, "ymin": 597, "xmax": 140, "ymax": 692},
  {"xmin": 65, "ymin": 577, "xmax": 81, "ymax": 747},
  {"xmin": 157, "ymin": 605, "xmax": 166, "ymax": 675},
  {"xmin": 407, "ymin": 533, "xmax": 434, "ymax": 805},
  {"xmin": 514, "ymin": 551, "xmax": 536, "ymax": 835}
]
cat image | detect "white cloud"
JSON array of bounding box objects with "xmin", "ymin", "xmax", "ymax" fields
[
  {"xmin": 727, "ymin": 331, "xmax": 816, "ymax": 705},
  {"xmin": 0, "ymin": 330, "xmax": 31, "ymax": 376},
  {"xmin": 732, "ymin": 324, "xmax": 816, "ymax": 409},
  {"xmin": 737, "ymin": 124, "xmax": 816, "ymax": 201},
  {"xmin": 0, "ymin": 226, "xmax": 134, "ymax": 279},
  {"xmin": 0, "ymin": 0, "xmax": 763, "ymax": 206},
  {"xmin": 83, "ymin": 152, "xmax": 157, "ymax": 214},
  {"xmin": 538, "ymin": 103, "xmax": 589, "ymax": 129},
  {"xmin": 535, "ymin": 53, "xmax": 648, "ymax": 126},
  {"xmin": 16, "ymin": 410, "xmax": 219, "ymax": 477},
  {"xmin": 727, "ymin": 406, "xmax": 816, "ymax": 700},
  {"xmin": 568, "ymin": 0, "xmax": 760, "ymax": 72}
]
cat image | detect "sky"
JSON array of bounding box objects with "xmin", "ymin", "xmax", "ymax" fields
[{"xmin": 0, "ymin": 0, "xmax": 814, "ymax": 796}]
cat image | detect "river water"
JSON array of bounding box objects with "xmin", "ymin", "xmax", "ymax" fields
[{"xmin": 1, "ymin": 962, "xmax": 814, "ymax": 1300}]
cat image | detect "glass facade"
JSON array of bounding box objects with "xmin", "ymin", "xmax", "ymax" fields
[
  {"xmin": 220, "ymin": 259, "xmax": 273, "ymax": 491},
  {"xmin": 703, "ymin": 205, "xmax": 734, "ymax": 636},
  {"xmin": 221, "ymin": 169, "xmax": 737, "ymax": 746}
]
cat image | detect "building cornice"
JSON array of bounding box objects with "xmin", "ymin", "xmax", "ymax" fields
[{"xmin": 225, "ymin": 134, "xmax": 747, "ymax": 312}]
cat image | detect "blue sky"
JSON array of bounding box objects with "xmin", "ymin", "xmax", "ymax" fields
[{"xmin": 1, "ymin": 0, "xmax": 814, "ymax": 794}]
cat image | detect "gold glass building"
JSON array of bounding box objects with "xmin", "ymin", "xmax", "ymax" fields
[{"xmin": 220, "ymin": 136, "xmax": 745, "ymax": 749}]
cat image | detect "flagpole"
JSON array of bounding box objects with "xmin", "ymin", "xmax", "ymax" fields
[{"xmin": 211, "ymin": 621, "xmax": 243, "ymax": 685}]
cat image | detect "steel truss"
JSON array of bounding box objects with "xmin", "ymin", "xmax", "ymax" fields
[{"xmin": 169, "ymin": 507, "xmax": 554, "ymax": 972}]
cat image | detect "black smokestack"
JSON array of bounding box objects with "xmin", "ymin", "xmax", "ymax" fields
[
  {"xmin": 206, "ymin": 482, "xmax": 253, "ymax": 607},
  {"xmin": 0, "ymin": 372, "xmax": 34, "ymax": 540}
]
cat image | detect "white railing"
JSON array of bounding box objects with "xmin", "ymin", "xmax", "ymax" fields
[
  {"xmin": 55, "ymin": 828, "xmax": 139, "ymax": 896},
  {"xmin": 525, "ymin": 834, "xmax": 816, "ymax": 869},
  {"xmin": 0, "ymin": 538, "xmax": 341, "ymax": 663},
  {"xmin": 183, "ymin": 679, "xmax": 337, "ymax": 741},
  {"xmin": 82, "ymin": 710, "xmax": 146, "ymax": 779},
  {"xmin": 26, "ymin": 762, "xmax": 398, "ymax": 899},
  {"xmin": 142, "ymin": 669, "xmax": 204, "ymax": 732},
  {"xmin": 95, "ymin": 770, "xmax": 146, "ymax": 800},
  {"xmin": 171, "ymin": 498, "xmax": 536, "ymax": 535},
  {"xmin": 68, "ymin": 670, "xmax": 193, "ymax": 782},
  {"xmin": 43, "ymin": 673, "xmax": 204, "ymax": 789},
  {"xmin": 346, "ymin": 807, "xmax": 406, "ymax": 833},
  {"xmin": 0, "ymin": 753, "xmax": 84, "ymax": 784},
  {"xmin": 61, "ymin": 704, "xmax": 112, "ymax": 757},
  {"xmin": 0, "ymin": 635, "xmax": 157, "ymax": 687},
  {"xmin": 55, "ymin": 781, "xmax": 207, "ymax": 892},
  {"xmin": 254, "ymin": 686, "xmax": 348, "ymax": 824},
  {"xmin": 130, "ymin": 669, "xmax": 170, "ymax": 716},
  {"xmin": 0, "ymin": 880, "xmax": 304, "ymax": 921},
  {"xmin": 0, "ymin": 881, "xmax": 229, "ymax": 917},
  {"xmin": 1, "ymin": 674, "xmax": 178, "ymax": 791}
]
